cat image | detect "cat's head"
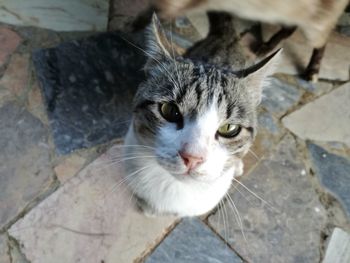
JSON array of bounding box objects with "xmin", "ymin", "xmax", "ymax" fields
[{"xmin": 130, "ymin": 14, "xmax": 279, "ymax": 182}]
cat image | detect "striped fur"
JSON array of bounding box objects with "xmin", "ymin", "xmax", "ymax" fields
[{"xmin": 123, "ymin": 13, "xmax": 279, "ymax": 217}]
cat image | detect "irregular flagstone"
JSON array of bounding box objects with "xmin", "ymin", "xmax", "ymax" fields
[
  {"xmin": 54, "ymin": 155, "xmax": 86, "ymax": 184},
  {"xmin": 145, "ymin": 218, "xmax": 242, "ymax": 263},
  {"xmin": 0, "ymin": 102, "xmax": 54, "ymax": 229},
  {"xmin": 323, "ymin": 228, "xmax": 350, "ymax": 263},
  {"xmin": 0, "ymin": 27, "xmax": 22, "ymax": 67},
  {"xmin": 208, "ymin": 135, "xmax": 327, "ymax": 262},
  {"xmin": 0, "ymin": 235, "xmax": 10, "ymax": 263},
  {"xmin": 9, "ymin": 145, "xmax": 177, "ymax": 263},
  {"xmin": 243, "ymin": 110, "xmax": 285, "ymax": 174},
  {"xmin": 282, "ymin": 83, "xmax": 350, "ymax": 147},
  {"xmin": 0, "ymin": 54, "xmax": 30, "ymax": 97},
  {"xmin": 0, "ymin": 87, "xmax": 12, "ymax": 107},
  {"xmin": 33, "ymin": 31, "xmax": 146, "ymax": 154},
  {"xmin": 0, "ymin": 0, "xmax": 109, "ymax": 32},
  {"xmin": 307, "ymin": 143, "xmax": 350, "ymax": 217},
  {"xmin": 261, "ymin": 76, "xmax": 303, "ymax": 118}
]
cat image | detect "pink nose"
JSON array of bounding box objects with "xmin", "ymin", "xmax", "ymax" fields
[{"xmin": 179, "ymin": 151, "xmax": 204, "ymax": 170}]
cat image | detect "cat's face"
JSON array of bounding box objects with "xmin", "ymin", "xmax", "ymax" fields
[
  {"xmin": 131, "ymin": 14, "xmax": 278, "ymax": 182},
  {"xmin": 133, "ymin": 60, "xmax": 256, "ymax": 181}
]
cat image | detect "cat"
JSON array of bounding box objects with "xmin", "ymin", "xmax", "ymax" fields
[
  {"xmin": 137, "ymin": 0, "xmax": 348, "ymax": 81},
  {"xmin": 123, "ymin": 12, "xmax": 280, "ymax": 217}
]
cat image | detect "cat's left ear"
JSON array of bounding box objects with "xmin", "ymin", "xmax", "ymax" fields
[
  {"xmin": 239, "ymin": 49, "xmax": 282, "ymax": 105},
  {"xmin": 144, "ymin": 13, "xmax": 177, "ymax": 71}
]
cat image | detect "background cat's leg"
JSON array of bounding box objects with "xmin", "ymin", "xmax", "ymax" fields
[
  {"xmin": 302, "ymin": 45, "xmax": 326, "ymax": 82},
  {"xmin": 255, "ymin": 26, "xmax": 296, "ymax": 56}
]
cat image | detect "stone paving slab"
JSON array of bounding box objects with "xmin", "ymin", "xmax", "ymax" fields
[
  {"xmin": 208, "ymin": 135, "xmax": 327, "ymax": 262},
  {"xmin": 243, "ymin": 109, "xmax": 285, "ymax": 174},
  {"xmin": 323, "ymin": 228, "xmax": 350, "ymax": 263},
  {"xmin": 0, "ymin": 102, "xmax": 54, "ymax": 230},
  {"xmin": 9, "ymin": 144, "xmax": 177, "ymax": 263},
  {"xmin": 0, "ymin": 0, "xmax": 109, "ymax": 32},
  {"xmin": 283, "ymin": 82, "xmax": 350, "ymax": 147},
  {"xmin": 145, "ymin": 218, "xmax": 242, "ymax": 263},
  {"xmin": 261, "ymin": 76, "xmax": 304, "ymax": 118},
  {"xmin": 0, "ymin": 27, "xmax": 22, "ymax": 67},
  {"xmin": 33, "ymin": 31, "xmax": 146, "ymax": 154},
  {"xmin": 308, "ymin": 143, "xmax": 350, "ymax": 217},
  {"xmin": 0, "ymin": 235, "xmax": 10, "ymax": 263},
  {"xmin": 0, "ymin": 53, "xmax": 30, "ymax": 98},
  {"xmin": 54, "ymin": 155, "xmax": 86, "ymax": 184}
]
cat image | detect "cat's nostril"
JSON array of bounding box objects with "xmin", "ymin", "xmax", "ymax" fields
[{"xmin": 179, "ymin": 151, "xmax": 204, "ymax": 170}]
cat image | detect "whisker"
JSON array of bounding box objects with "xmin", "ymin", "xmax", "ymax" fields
[
  {"xmin": 222, "ymin": 198, "xmax": 229, "ymax": 242},
  {"xmin": 118, "ymin": 35, "xmax": 181, "ymax": 89},
  {"xmin": 110, "ymin": 144, "xmax": 156, "ymax": 150},
  {"xmin": 102, "ymin": 165, "xmax": 151, "ymax": 200},
  {"xmin": 231, "ymin": 183, "xmax": 253, "ymax": 206},
  {"xmin": 248, "ymin": 149, "xmax": 259, "ymax": 161},
  {"xmin": 169, "ymin": 23, "xmax": 181, "ymax": 86},
  {"xmin": 231, "ymin": 177, "xmax": 279, "ymax": 213},
  {"xmin": 95, "ymin": 156, "xmax": 156, "ymax": 170},
  {"xmin": 226, "ymin": 194, "xmax": 247, "ymax": 244}
]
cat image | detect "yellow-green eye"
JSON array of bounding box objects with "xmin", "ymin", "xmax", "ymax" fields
[
  {"xmin": 217, "ymin": 124, "xmax": 242, "ymax": 138},
  {"xmin": 160, "ymin": 103, "xmax": 182, "ymax": 123}
]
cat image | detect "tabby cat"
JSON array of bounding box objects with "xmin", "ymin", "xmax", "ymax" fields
[{"xmin": 123, "ymin": 12, "xmax": 280, "ymax": 217}]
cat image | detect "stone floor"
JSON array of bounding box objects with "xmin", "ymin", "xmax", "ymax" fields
[{"xmin": 0, "ymin": 1, "xmax": 350, "ymax": 263}]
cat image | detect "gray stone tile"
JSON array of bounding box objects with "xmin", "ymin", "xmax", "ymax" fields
[
  {"xmin": 323, "ymin": 228, "xmax": 350, "ymax": 263},
  {"xmin": 258, "ymin": 110, "xmax": 280, "ymax": 135},
  {"xmin": 243, "ymin": 110, "xmax": 285, "ymax": 174},
  {"xmin": 295, "ymin": 78, "xmax": 333, "ymax": 96},
  {"xmin": 308, "ymin": 143, "xmax": 350, "ymax": 217},
  {"xmin": 9, "ymin": 143, "xmax": 176, "ymax": 263},
  {"xmin": 33, "ymin": 31, "xmax": 146, "ymax": 154},
  {"xmin": 261, "ymin": 76, "xmax": 303, "ymax": 117},
  {"xmin": 145, "ymin": 218, "xmax": 242, "ymax": 263},
  {"xmin": 0, "ymin": 0, "xmax": 109, "ymax": 31},
  {"xmin": 0, "ymin": 235, "xmax": 10, "ymax": 263},
  {"xmin": 282, "ymin": 83, "xmax": 350, "ymax": 147},
  {"xmin": 0, "ymin": 102, "xmax": 54, "ymax": 229},
  {"xmin": 208, "ymin": 135, "xmax": 327, "ymax": 262}
]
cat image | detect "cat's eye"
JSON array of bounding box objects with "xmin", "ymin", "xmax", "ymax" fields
[
  {"xmin": 217, "ymin": 124, "xmax": 242, "ymax": 138},
  {"xmin": 160, "ymin": 103, "xmax": 182, "ymax": 123}
]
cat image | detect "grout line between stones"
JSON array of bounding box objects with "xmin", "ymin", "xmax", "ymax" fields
[
  {"xmin": 0, "ymin": 177, "xmax": 60, "ymax": 234},
  {"xmin": 133, "ymin": 218, "xmax": 182, "ymax": 263},
  {"xmin": 292, "ymin": 133, "xmax": 350, "ymax": 260},
  {"xmin": 7, "ymin": 232, "xmax": 30, "ymax": 263},
  {"xmin": 201, "ymin": 217, "xmax": 248, "ymax": 263}
]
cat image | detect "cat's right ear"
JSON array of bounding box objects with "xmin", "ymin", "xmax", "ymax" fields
[{"xmin": 144, "ymin": 13, "xmax": 176, "ymax": 71}]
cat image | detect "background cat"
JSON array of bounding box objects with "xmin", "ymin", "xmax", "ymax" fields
[
  {"xmin": 137, "ymin": 0, "xmax": 348, "ymax": 81},
  {"xmin": 123, "ymin": 12, "xmax": 280, "ymax": 217}
]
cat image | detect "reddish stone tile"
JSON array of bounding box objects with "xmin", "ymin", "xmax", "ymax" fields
[
  {"xmin": 9, "ymin": 144, "xmax": 176, "ymax": 263},
  {"xmin": 0, "ymin": 54, "xmax": 30, "ymax": 97},
  {"xmin": 54, "ymin": 155, "xmax": 86, "ymax": 183},
  {"xmin": 26, "ymin": 81, "xmax": 48, "ymax": 124},
  {"xmin": 0, "ymin": 27, "xmax": 22, "ymax": 67}
]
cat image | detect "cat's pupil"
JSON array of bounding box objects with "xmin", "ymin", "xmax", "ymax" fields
[{"xmin": 160, "ymin": 103, "xmax": 182, "ymax": 123}]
